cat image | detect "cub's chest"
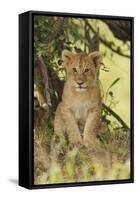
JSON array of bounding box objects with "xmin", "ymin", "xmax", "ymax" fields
[{"xmin": 70, "ymin": 99, "xmax": 95, "ymax": 122}]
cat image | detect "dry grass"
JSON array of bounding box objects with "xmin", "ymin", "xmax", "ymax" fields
[{"xmin": 34, "ymin": 123, "xmax": 130, "ymax": 185}]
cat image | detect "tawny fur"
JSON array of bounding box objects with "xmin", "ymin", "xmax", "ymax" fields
[{"xmin": 54, "ymin": 50, "xmax": 103, "ymax": 146}]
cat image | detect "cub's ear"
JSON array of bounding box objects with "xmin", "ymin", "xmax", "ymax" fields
[
  {"xmin": 62, "ymin": 50, "xmax": 74, "ymax": 66},
  {"xmin": 88, "ymin": 51, "xmax": 102, "ymax": 68}
]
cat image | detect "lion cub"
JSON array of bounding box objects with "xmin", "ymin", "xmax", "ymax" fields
[{"xmin": 54, "ymin": 50, "xmax": 102, "ymax": 146}]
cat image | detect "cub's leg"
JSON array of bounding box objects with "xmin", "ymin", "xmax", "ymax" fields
[
  {"xmin": 54, "ymin": 103, "xmax": 82, "ymax": 145},
  {"xmin": 83, "ymin": 110, "xmax": 101, "ymax": 146},
  {"xmin": 54, "ymin": 105, "xmax": 66, "ymax": 145}
]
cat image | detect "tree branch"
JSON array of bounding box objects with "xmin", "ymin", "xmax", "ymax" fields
[
  {"xmin": 102, "ymin": 103, "xmax": 130, "ymax": 131},
  {"xmin": 44, "ymin": 18, "xmax": 65, "ymax": 44},
  {"xmin": 38, "ymin": 56, "xmax": 52, "ymax": 107},
  {"xmin": 85, "ymin": 20, "xmax": 130, "ymax": 59},
  {"xmin": 102, "ymin": 20, "xmax": 130, "ymax": 41}
]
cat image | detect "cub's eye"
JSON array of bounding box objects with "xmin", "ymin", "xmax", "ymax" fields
[
  {"xmin": 72, "ymin": 67, "xmax": 77, "ymax": 73},
  {"xmin": 84, "ymin": 68, "xmax": 89, "ymax": 73}
]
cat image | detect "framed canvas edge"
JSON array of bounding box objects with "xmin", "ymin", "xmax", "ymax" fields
[
  {"xmin": 19, "ymin": 12, "xmax": 30, "ymax": 189},
  {"xmin": 19, "ymin": 10, "xmax": 134, "ymax": 189},
  {"xmin": 22, "ymin": 10, "xmax": 134, "ymax": 20}
]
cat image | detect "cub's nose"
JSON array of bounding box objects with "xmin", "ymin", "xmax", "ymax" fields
[{"xmin": 77, "ymin": 81, "xmax": 84, "ymax": 86}]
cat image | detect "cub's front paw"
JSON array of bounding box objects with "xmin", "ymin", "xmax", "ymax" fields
[
  {"xmin": 83, "ymin": 135, "xmax": 96, "ymax": 148},
  {"xmin": 70, "ymin": 133, "xmax": 83, "ymax": 146}
]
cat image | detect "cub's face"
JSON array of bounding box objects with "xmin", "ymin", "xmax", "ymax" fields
[{"xmin": 62, "ymin": 50, "xmax": 102, "ymax": 92}]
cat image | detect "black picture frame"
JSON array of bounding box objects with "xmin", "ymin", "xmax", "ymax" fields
[{"xmin": 19, "ymin": 10, "xmax": 134, "ymax": 189}]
